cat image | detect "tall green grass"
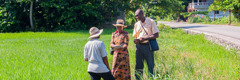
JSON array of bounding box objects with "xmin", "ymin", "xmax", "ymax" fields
[
  {"xmin": 0, "ymin": 26, "xmax": 239, "ymax": 79},
  {"xmin": 153, "ymin": 27, "xmax": 239, "ymax": 79}
]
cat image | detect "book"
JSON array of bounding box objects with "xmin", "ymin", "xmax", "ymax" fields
[{"xmin": 112, "ymin": 43, "xmax": 124, "ymax": 51}]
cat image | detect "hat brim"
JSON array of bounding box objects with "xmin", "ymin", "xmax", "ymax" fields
[
  {"xmin": 113, "ymin": 24, "xmax": 127, "ymax": 28},
  {"xmin": 88, "ymin": 29, "xmax": 103, "ymax": 39}
]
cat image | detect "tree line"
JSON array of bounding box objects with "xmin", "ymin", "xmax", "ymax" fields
[{"xmin": 0, "ymin": 0, "xmax": 184, "ymax": 32}]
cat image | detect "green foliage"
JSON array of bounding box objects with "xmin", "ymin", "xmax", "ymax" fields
[
  {"xmin": 202, "ymin": 16, "xmax": 212, "ymax": 24},
  {"xmin": 188, "ymin": 14, "xmax": 239, "ymax": 24},
  {"xmin": 0, "ymin": 0, "xmax": 186, "ymax": 32},
  {"xmin": 188, "ymin": 16, "xmax": 212, "ymax": 23},
  {"xmin": 211, "ymin": 15, "xmax": 239, "ymax": 24},
  {"xmin": 155, "ymin": 16, "xmax": 161, "ymax": 21},
  {"xmin": 0, "ymin": 1, "xmax": 29, "ymax": 32},
  {"xmin": 181, "ymin": 11, "xmax": 209, "ymax": 18},
  {"xmin": 130, "ymin": 0, "xmax": 185, "ymax": 19},
  {"xmin": 188, "ymin": 17, "xmax": 202, "ymax": 23},
  {"xmin": 209, "ymin": 0, "xmax": 240, "ymax": 21},
  {"xmin": 125, "ymin": 11, "xmax": 136, "ymax": 27},
  {"xmin": 163, "ymin": 15, "xmax": 175, "ymax": 21},
  {"xmin": 0, "ymin": 0, "xmax": 130, "ymax": 32}
]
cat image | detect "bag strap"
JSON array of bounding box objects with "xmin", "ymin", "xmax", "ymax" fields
[
  {"xmin": 140, "ymin": 22, "xmax": 148, "ymax": 35},
  {"xmin": 134, "ymin": 27, "xmax": 142, "ymax": 38}
]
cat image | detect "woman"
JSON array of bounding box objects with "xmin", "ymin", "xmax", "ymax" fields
[{"xmin": 110, "ymin": 19, "xmax": 131, "ymax": 80}]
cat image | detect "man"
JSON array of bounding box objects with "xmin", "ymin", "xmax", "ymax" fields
[
  {"xmin": 84, "ymin": 27, "xmax": 115, "ymax": 80},
  {"xmin": 133, "ymin": 9, "xmax": 159, "ymax": 79}
]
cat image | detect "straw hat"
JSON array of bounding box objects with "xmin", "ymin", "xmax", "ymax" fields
[
  {"xmin": 88, "ymin": 27, "xmax": 103, "ymax": 39},
  {"xmin": 113, "ymin": 19, "xmax": 127, "ymax": 28}
]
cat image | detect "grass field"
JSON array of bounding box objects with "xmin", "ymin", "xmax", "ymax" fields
[{"xmin": 0, "ymin": 26, "xmax": 239, "ymax": 79}]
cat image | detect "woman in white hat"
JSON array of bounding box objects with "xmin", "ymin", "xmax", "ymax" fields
[
  {"xmin": 110, "ymin": 19, "xmax": 131, "ymax": 80},
  {"xmin": 84, "ymin": 27, "xmax": 115, "ymax": 80}
]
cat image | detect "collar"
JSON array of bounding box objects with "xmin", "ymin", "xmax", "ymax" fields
[
  {"xmin": 139, "ymin": 18, "xmax": 148, "ymax": 24},
  {"xmin": 90, "ymin": 39, "xmax": 98, "ymax": 41},
  {"xmin": 115, "ymin": 30, "xmax": 123, "ymax": 34}
]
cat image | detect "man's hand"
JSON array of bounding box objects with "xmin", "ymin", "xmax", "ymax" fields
[
  {"xmin": 134, "ymin": 39, "xmax": 140, "ymax": 44},
  {"xmin": 102, "ymin": 56, "xmax": 110, "ymax": 70},
  {"xmin": 139, "ymin": 37, "xmax": 147, "ymax": 42}
]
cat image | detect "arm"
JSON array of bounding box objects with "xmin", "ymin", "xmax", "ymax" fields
[
  {"xmin": 100, "ymin": 42, "xmax": 110, "ymax": 70},
  {"xmin": 84, "ymin": 45, "xmax": 88, "ymax": 62},
  {"xmin": 110, "ymin": 33, "xmax": 115, "ymax": 48},
  {"xmin": 133, "ymin": 24, "xmax": 140, "ymax": 44},
  {"xmin": 140, "ymin": 32, "xmax": 159, "ymax": 41},
  {"xmin": 122, "ymin": 33, "xmax": 129, "ymax": 49},
  {"xmin": 102, "ymin": 56, "xmax": 110, "ymax": 70}
]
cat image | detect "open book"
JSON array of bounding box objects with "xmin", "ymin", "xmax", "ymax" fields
[{"xmin": 112, "ymin": 43, "xmax": 124, "ymax": 51}]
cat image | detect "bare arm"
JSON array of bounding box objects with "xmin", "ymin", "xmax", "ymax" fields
[
  {"xmin": 147, "ymin": 32, "xmax": 159, "ymax": 40},
  {"xmin": 102, "ymin": 56, "xmax": 110, "ymax": 70},
  {"xmin": 139, "ymin": 32, "xmax": 159, "ymax": 42},
  {"xmin": 122, "ymin": 33, "xmax": 129, "ymax": 49},
  {"xmin": 110, "ymin": 33, "xmax": 115, "ymax": 48}
]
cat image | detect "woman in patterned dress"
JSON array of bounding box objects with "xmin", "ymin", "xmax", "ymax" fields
[{"xmin": 111, "ymin": 19, "xmax": 131, "ymax": 80}]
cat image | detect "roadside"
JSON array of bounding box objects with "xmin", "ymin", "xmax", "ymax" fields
[{"xmin": 158, "ymin": 21, "xmax": 240, "ymax": 52}]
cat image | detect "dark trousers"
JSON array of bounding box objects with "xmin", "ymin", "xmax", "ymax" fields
[
  {"xmin": 88, "ymin": 71, "xmax": 115, "ymax": 80},
  {"xmin": 135, "ymin": 43, "xmax": 154, "ymax": 80}
]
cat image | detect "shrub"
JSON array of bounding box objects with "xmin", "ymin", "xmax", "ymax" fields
[
  {"xmin": 125, "ymin": 11, "xmax": 136, "ymax": 26},
  {"xmin": 211, "ymin": 14, "xmax": 239, "ymax": 24},
  {"xmin": 188, "ymin": 17, "xmax": 202, "ymax": 23},
  {"xmin": 163, "ymin": 15, "xmax": 174, "ymax": 21},
  {"xmin": 202, "ymin": 16, "xmax": 212, "ymax": 24}
]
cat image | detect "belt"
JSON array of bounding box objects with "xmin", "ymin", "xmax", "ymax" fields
[{"xmin": 139, "ymin": 42, "xmax": 149, "ymax": 45}]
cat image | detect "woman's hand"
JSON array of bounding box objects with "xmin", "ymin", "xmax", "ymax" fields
[{"xmin": 110, "ymin": 44, "xmax": 115, "ymax": 48}]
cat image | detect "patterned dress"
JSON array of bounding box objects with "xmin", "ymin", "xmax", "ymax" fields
[{"xmin": 111, "ymin": 31, "xmax": 131, "ymax": 80}]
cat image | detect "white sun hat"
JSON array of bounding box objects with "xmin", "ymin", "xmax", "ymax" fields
[
  {"xmin": 88, "ymin": 27, "xmax": 103, "ymax": 39},
  {"xmin": 113, "ymin": 19, "xmax": 127, "ymax": 28}
]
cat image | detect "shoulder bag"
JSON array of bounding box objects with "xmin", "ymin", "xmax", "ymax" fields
[{"xmin": 140, "ymin": 22, "xmax": 159, "ymax": 51}]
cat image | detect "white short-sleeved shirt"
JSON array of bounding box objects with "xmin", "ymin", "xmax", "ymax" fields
[
  {"xmin": 84, "ymin": 39, "xmax": 109, "ymax": 73},
  {"xmin": 133, "ymin": 18, "xmax": 160, "ymax": 43}
]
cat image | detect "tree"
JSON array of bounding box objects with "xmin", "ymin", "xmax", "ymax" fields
[
  {"xmin": 129, "ymin": 0, "xmax": 185, "ymax": 19},
  {"xmin": 0, "ymin": 0, "xmax": 185, "ymax": 32},
  {"xmin": 209, "ymin": 0, "xmax": 240, "ymax": 25},
  {"xmin": 209, "ymin": 1, "xmax": 221, "ymax": 21},
  {"xmin": 232, "ymin": 0, "xmax": 240, "ymax": 21},
  {"xmin": 17, "ymin": 0, "xmax": 35, "ymax": 30},
  {"xmin": 0, "ymin": 0, "xmax": 132, "ymax": 32},
  {"xmin": 29, "ymin": 0, "xmax": 34, "ymax": 30}
]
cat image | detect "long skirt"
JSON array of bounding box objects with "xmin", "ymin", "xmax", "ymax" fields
[{"xmin": 112, "ymin": 50, "xmax": 131, "ymax": 80}]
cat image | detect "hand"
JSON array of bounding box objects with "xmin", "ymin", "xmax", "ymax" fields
[
  {"xmin": 140, "ymin": 37, "xmax": 148, "ymax": 42},
  {"xmin": 134, "ymin": 39, "xmax": 140, "ymax": 44}
]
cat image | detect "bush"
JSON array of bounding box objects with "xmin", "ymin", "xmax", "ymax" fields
[
  {"xmin": 0, "ymin": 0, "xmax": 123, "ymax": 32},
  {"xmin": 163, "ymin": 15, "xmax": 174, "ymax": 21},
  {"xmin": 202, "ymin": 16, "xmax": 212, "ymax": 24},
  {"xmin": 188, "ymin": 17, "xmax": 202, "ymax": 23},
  {"xmin": 125, "ymin": 11, "xmax": 136, "ymax": 26},
  {"xmin": 211, "ymin": 14, "xmax": 239, "ymax": 24},
  {"xmin": 0, "ymin": 2, "xmax": 29, "ymax": 32},
  {"xmin": 158, "ymin": 23, "xmax": 171, "ymax": 32}
]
